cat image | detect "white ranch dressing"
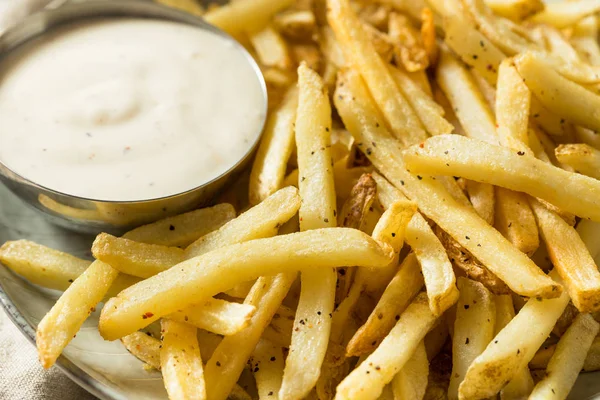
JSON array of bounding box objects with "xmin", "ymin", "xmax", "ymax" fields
[{"xmin": 0, "ymin": 18, "xmax": 265, "ymax": 201}]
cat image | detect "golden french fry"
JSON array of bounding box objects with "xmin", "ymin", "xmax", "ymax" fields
[
  {"xmin": 121, "ymin": 331, "xmax": 162, "ymax": 370},
  {"xmin": 122, "ymin": 203, "xmax": 236, "ymax": 247},
  {"xmin": 402, "ymin": 134, "xmax": 600, "ymax": 222},
  {"xmin": 530, "ymin": 198, "xmax": 600, "ymax": 313},
  {"xmin": 204, "ymin": 0, "xmax": 294, "ymax": 36},
  {"xmin": 251, "ymin": 339, "xmax": 285, "ymax": 400},
  {"xmin": 99, "ymin": 228, "xmax": 394, "ymax": 340},
  {"xmin": 273, "ymin": 10, "xmax": 316, "ymax": 40},
  {"xmin": 485, "ymin": 0, "xmax": 544, "ymax": 20},
  {"xmin": 531, "ymin": 336, "xmax": 600, "ymax": 372},
  {"xmin": 448, "ymin": 278, "xmax": 496, "ymax": 400},
  {"xmin": 327, "ymin": 0, "xmax": 427, "ymax": 147},
  {"xmin": 577, "ymin": 219, "xmax": 600, "ymax": 261},
  {"xmin": 346, "ymin": 253, "xmax": 424, "ymax": 357},
  {"xmin": 160, "ymin": 319, "xmax": 206, "ymax": 400},
  {"xmin": 458, "ymin": 270, "xmax": 569, "ymax": 399},
  {"xmin": 362, "ymin": 23, "xmax": 395, "ymax": 63},
  {"xmin": 465, "ymin": 180, "xmax": 495, "ymax": 226},
  {"xmin": 555, "ymin": 143, "xmax": 600, "ymax": 180},
  {"xmin": 280, "ymin": 63, "xmax": 338, "ymax": 400},
  {"xmin": 530, "ymin": 98, "xmax": 573, "ymax": 137},
  {"xmin": 391, "ymin": 340, "xmax": 429, "ymax": 400},
  {"xmin": 529, "ymin": 0, "xmax": 600, "ymax": 29},
  {"xmin": 494, "ymin": 187, "xmax": 539, "ymax": 256},
  {"xmin": 515, "ymin": 52, "xmax": 600, "ymax": 132},
  {"xmin": 249, "ymin": 87, "xmax": 298, "ymax": 205},
  {"xmin": 571, "ymin": 16, "xmax": 600, "ymax": 66},
  {"xmin": 335, "ymin": 69, "xmax": 560, "ymax": 299},
  {"xmin": 388, "ymin": 12, "xmax": 429, "ymax": 72},
  {"xmin": 250, "ymin": 25, "xmax": 292, "ymax": 69},
  {"xmin": 336, "ymin": 293, "xmax": 437, "ymax": 400},
  {"xmin": 421, "ymin": 7, "xmax": 438, "ymax": 65},
  {"xmin": 496, "ymin": 59, "xmax": 531, "ymax": 149},
  {"xmin": 529, "ymin": 314, "xmax": 600, "ymax": 399}
]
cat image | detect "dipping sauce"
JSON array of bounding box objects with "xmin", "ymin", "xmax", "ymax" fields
[{"xmin": 0, "ymin": 18, "xmax": 265, "ymax": 201}]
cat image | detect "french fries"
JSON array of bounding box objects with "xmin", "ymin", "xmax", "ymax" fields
[
  {"xmin": 121, "ymin": 331, "xmax": 162, "ymax": 370},
  {"xmin": 496, "ymin": 58, "xmax": 531, "ymax": 149},
  {"xmin": 204, "ymin": 0, "xmax": 294, "ymax": 36},
  {"xmin": 529, "ymin": 0, "xmax": 600, "ymax": 29},
  {"xmin": 160, "ymin": 319, "xmax": 206, "ymax": 400},
  {"xmin": 250, "ymin": 339, "xmax": 285, "ymax": 400},
  {"xmin": 387, "ymin": 12, "xmax": 429, "ymax": 72},
  {"xmin": 402, "ymin": 134, "xmax": 600, "ymax": 221},
  {"xmin": 529, "ymin": 314, "xmax": 599, "ymax": 399},
  {"xmin": 465, "ymin": 180, "xmax": 495, "ymax": 226},
  {"xmin": 391, "ymin": 341, "xmax": 429, "ymax": 400},
  {"xmin": 250, "ymin": 26, "xmax": 292, "ymax": 70},
  {"xmin": 485, "ymin": 0, "xmax": 543, "ymax": 20},
  {"xmin": 494, "ymin": 187, "xmax": 539, "ymax": 256},
  {"xmin": 555, "ymin": 143, "xmax": 600, "ymax": 180}
]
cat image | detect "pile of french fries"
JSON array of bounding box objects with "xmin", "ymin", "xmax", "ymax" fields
[{"xmin": 4, "ymin": 0, "xmax": 600, "ymax": 398}]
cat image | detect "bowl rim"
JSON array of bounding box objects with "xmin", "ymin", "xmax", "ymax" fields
[{"xmin": 0, "ymin": 0, "xmax": 268, "ymax": 205}]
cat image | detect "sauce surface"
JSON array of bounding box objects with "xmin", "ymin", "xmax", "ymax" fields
[{"xmin": 0, "ymin": 18, "xmax": 265, "ymax": 201}]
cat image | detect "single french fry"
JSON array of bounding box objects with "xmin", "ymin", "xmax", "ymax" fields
[
  {"xmin": 274, "ymin": 10, "xmax": 316, "ymax": 41},
  {"xmin": 555, "ymin": 143, "xmax": 600, "ymax": 180},
  {"xmin": 531, "ymin": 336, "xmax": 600, "ymax": 372},
  {"xmin": 515, "ymin": 52, "xmax": 600, "ymax": 132},
  {"xmin": 529, "ymin": 0, "xmax": 600, "ymax": 29},
  {"xmin": 335, "ymin": 69, "xmax": 561, "ymax": 299},
  {"xmin": 496, "ymin": 59, "xmax": 531, "ymax": 149},
  {"xmin": 402, "ymin": 134, "xmax": 600, "ymax": 222},
  {"xmin": 388, "ymin": 66, "xmax": 453, "ymax": 137},
  {"xmin": 391, "ymin": 341, "xmax": 429, "ymax": 400},
  {"xmin": 448, "ymin": 278, "xmax": 496, "ymax": 400},
  {"xmin": 485, "ymin": 0, "xmax": 543, "ymax": 20},
  {"xmin": 249, "ymin": 87, "xmax": 298, "ymax": 205},
  {"xmin": 494, "ymin": 187, "xmax": 539, "ymax": 256},
  {"xmin": 122, "ymin": 203, "xmax": 235, "ymax": 247},
  {"xmin": 205, "ymin": 274, "xmax": 296, "ymax": 400},
  {"xmin": 346, "ymin": 253, "xmax": 424, "ymax": 357},
  {"xmin": 250, "ymin": 25, "xmax": 292, "ymax": 70},
  {"xmin": 279, "ymin": 63, "xmax": 338, "ymax": 400},
  {"xmin": 529, "ymin": 314, "xmax": 600, "ymax": 399},
  {"xmin": 327, "ymin": 0, "xmax": 427, "ymax": 147},
  {"xmin": 465, "ymin": 180, "xmax": 495, "ymax": 226},
  {"xmin": 530, "ymin": 198, "xmax": 600, "ymax": 313},
  {"xmin": 577, "ymin": 219, "xmax": 600, "ymax": 260},
  {"xmin": 530, "ymin": 98, "xmax": 573, "ymax": 138},
  {"xmin": 160, "ymin": 319, "xmax": 206, "ymax": 400},
  {"xmin": 336, "ymin": 293, "xmax": 437, "ymax": 400},
  {"xmin": 458, "ymin": 270, "xmax": 569, "ymax": 399},
  {"xmin": 424, "ymin": 320, "xmax": 450, "ymax": 361},
  {"xmin": 121, "ymin": 331, "xmax": 162, "ymax": 370},
  {"xmin": 204, "ymin": 0, "xmax": 294, "ymax": 36},
  {"xmin": 421, "ymin": 7, "xmax": 438, "ymax": 65},
  {"xmin": 251, "ymin": 339, "xmax": 285, "ymax": 400}
]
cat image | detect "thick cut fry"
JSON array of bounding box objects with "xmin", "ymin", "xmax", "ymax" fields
[
  {"xmin": 442, "ymin": 15, "xmax": 505, "ymax": 85},
  {"xmin": 436, "ymin": 48, "xmax": 498, "ymax": 145},
  {"xmin": 402, "ymin": 134, "xmax": 600, "ymax": 222},
  {"xmin": 250, "ymin": 26, "xmax": 292, "ymax": 70},
  {"xmin": 529, "ymin": 314, "xmax": 599, "ymax": 400},
  {"xmin": 448, "ymin": 278, "xmax": 496, "ymax": 400},
  {"xmin": 327, "ymin": 0, "xmax": 427, "ymax": 147},
  {"xmin": 465, "ymin": 180, "xmax": 495, "ymax": 226},
  {"xmin": 458, "ymin": 270, "xmax": 569, "ymax": 399},
  {"xmin": 530, "ymin": 198, "xmax": 600, "ymax": 312},
  {"xmin": 280, "ymin": 63, "xmax": 338, "ymax": 400},
  {"xmin": 166, "ymin": 298, "xmax": 255, "ymax": 336},
  {"xmin": 99, "ymin": 228, "xmax": 393, "ymax": 339},
  {"xmin": 251, "ymin": 339, "xmax": 285, "ymax": 400},
  {"xmin": 335, "ymin": 69, "xmax": 561, "ymax": 299},
  {"xmin": 160, "ymin": 320, "xmax": 206, "ymax": 400},
  {"xmin": 485, "ymin": 0, "xmax": 543, "ymax": 20},
  {"xmin": 515, "ymin": 52, "xmax": 600, "ymax": 132},
  {"xmin": 346, "ymin": 253, "xmax": 424, "ymax": 357},
  {"xmin": 122, "ymin": 203, "xmax": 235, "ymax": 247},
  {"xmin": 336, "ymin": 293, "xmax": 437, "ymax": 400},
  {"xmin": 494, "ymin": 188, "xmax": 539, "ymax": 256},
  {"xmin": 121, "ymin": 331, "xmax": 162, "ymax": 370},
  {"xmin": 555, "ymin": 143, "xmax": 600, "ymax": 180},
  {"xmin": 205, "ymin": 274, "xmax": 295, "ymax": 400},
  {"xmin": 0, "ymin": 240, "xmax": 90, "ymax": 291},
  {"xmin": 37, "ymin": 260, "xmax": 118, "ymax": 368},
  {"xmin": 496, "ymin": 59, "xmax": 531, "ymax": 149},
  {"xmin": 204, "ymin": 0, "xmax": 294, "ymax": 36},
  {"xmin": 531, "ymin": 336, "xmax": 600, "ymax": 372},
  {"xmin": 391, "ymin": 341, "xmax": 429, "ymax": 400},
  {"xmin": 186, "ymin": 186, "xmax": 301, "ymax": 258},
  {"xmin": 529, "ymin": 0, "xmax": 600, "ymax": 29},
  {"xmin": 388, "ymin": 12, "xmax": 429, "ymax": 72},
  {"xmin": 388, "ymin": 66, "xmax": 453, "ymax": 137},
  {"xmin": 249, "ymin": 87, "xmax": 298, "ymax": 205}
]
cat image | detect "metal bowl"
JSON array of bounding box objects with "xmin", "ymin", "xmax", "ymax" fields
[{"xmin": 0, "ymin": 0, "xmax": 267, "ymax": 234}]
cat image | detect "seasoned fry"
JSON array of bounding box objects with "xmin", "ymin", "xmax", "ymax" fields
[
  {"xmin": 362, "ymin": 23, "xmax": 395, "ymax": 62},
  {"xmin": 555, "ymin": 143, "xmax": 600, "ymax": 180},
  {"xmin": 336, "ymin": 69, "xmax": 560, "ymax": 299},
  {"xmin": 402, "ymin": 134, "xmax": 600, "ymax": 222},
  {"xmin": 280, "ymin": 63, "xmax": 338, "ymax": 400},
  {"xmin": 529, "ymin": 314, "xmax": 599, "ymax": 400},
  {"xmin": 531, "ymin": 336, "xmax": 600, "ymax": 372},
  {"xmin": 121, "ymin": 331, "xmax": 162, "ymax": 370},
  {"xmin": 515, "ymin": 52, "xmax": 600, "ymax": 132},
  {"xmin": 448, "ymin": 278, "xmax": 496, "ymax": 400},
  {"xmin": 496, "ymin": 59, "xmax": 530, "ymax": 149},
  {"xmin": 530, "ymin": 198, "xmax": 600, "ymax": 313},
  {"xmin": 465, "ymin": 180, "xmax": 495, "ymax": 226},
  {"xmin": 336, "ymin": 293, "xmax": 437, "ymax": 400},
  {"xmin": 529, "ymin": 0, "xmax": 600, "ymax": 29},
  {"xmin": 458, "ymin": 270, "xmax": 569, "ymax": 399},
  {"xmin": 160, "ymin": 319, "xmax": 206, "ymax": 400},
  {"xmin": 251, "ymin": 339, "xmax": 285, "ymax": 400},
  {"xmin": 99, "ymin": 228, "xmax": 394, "ymax": 340},
  {"xmin": 346, "ymin": 253, "xmax": 424, "ymax": 357},
  {"xmin": 494, "ymin": 188, "xmax": 539, "ymax": 256},
  {"xmin": 249, "ymin": 87, "xmax": 298, "ymax": 205},
  {"xmin": 485, "ymin": 0, "xmax": 543, "ymax": 20},
  {"xmin": 204, "ymin": 0, "xmax": 294, "ymax": 36},
  {"xmin": 327, "ymin": 0, "xmax": 427, "ymax": 147},
  {"xmin": 388, "ymin": 12, "xmax": 429, "ymax": 72},
  {"xmin": 391, "ymin": 341, "xmax": 429, "ymax": 400}
]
